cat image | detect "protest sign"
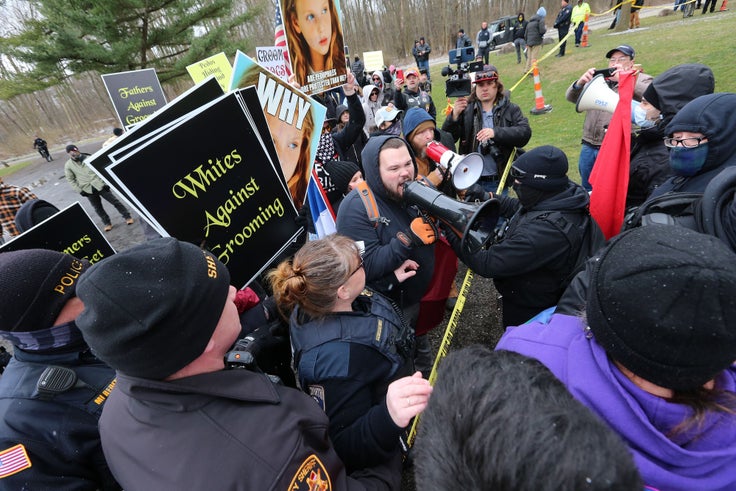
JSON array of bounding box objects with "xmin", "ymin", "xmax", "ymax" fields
[
  {"xmin": 231, "ymin": 51, "xmax": 325, "ymax": 206},
  {"xmin": 101, "ymin": 68, "xmax": 167, "ymax": 129},
  {"xmin": 255, "ymin": 46, "xmax": 290, "ymax": 82},
  {"xmin": 363, "ymin": 51, "xmax": 385, "ymax": 72},
  {"xmin": 279, "ymin": 0, "xmax": 348, "ymax": 95},
  {"xmin": 106, "ymin": 89, "xmax": 302, "ymax": 287},
  {"xmin": 0, "ymin": 202, "xmax": 115, "ymax": 264},
  {"xmin": 186, "ymin": 52, "xmax": 233, "ymax": 92}
]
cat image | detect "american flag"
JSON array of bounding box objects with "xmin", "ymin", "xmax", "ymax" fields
[
  {"xmin": 274, "ymin": 1, "xmax": 291, "ymax": 75},
  {"xmin": 0, "ymin": 444, "xmax": 32, "ymax": 478}
]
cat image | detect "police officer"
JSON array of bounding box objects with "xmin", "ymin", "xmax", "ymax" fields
[
  {"xmin": 0, "ymin": 249, "xmax": 119, "ymax": 490},
  {"xmin": 75, "ymin": 238, "xmax": 398, "ymax": 490}
]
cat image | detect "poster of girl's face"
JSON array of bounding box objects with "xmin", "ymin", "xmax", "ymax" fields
[
  {"xmin": 282, "ymin": 0, "xmax": 348, "ymax": 95},
  {"xmin": 230, "ymin": 51, "xmax": 326, "ymax": 206}
]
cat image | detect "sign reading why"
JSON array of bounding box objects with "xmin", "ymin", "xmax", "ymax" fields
[
  {"xmin": 186, "ymin": 52, "xmax": 233, "ymax": 92},
  {"xmin": 102, "ymin": 68, "xmax": 167, "ymax": 129},
  {"xmin": 106, "ymin": 90, "xmax": 302, "ymax": 287},
  {"xmin": 255, "ymin": 46, "xmax": 290, "ymax": 82},
  {"xmin": 230, "ymin": 51, "xmax": 326, "ymax": 207},
  {"xmin": 0, "ymin": 202, "xmax": 115, "ymax": 264},
  {"xmin": 279, "ymin": 0, "xmax": 347, "ymax": 95}
]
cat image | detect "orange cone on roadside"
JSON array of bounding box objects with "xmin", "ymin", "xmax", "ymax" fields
[
  {"xmin": 720, "ymin": 0, "xmax": 728, "ymax": 10},
  {"xmin": 581, "ymin": 13, "xmax": 590, "ymax": 47},
  {"xmin": 530, "ymin": 61, "xmax": 552, "ymax": 115}
]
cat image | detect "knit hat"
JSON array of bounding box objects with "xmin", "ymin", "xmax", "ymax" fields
[
  {"xmin": 403, "ymin": 107, "xmax": 438, "ymax": 142},
  {"xmin": 511, "ymin": 145, "xmax": 569, "ymax": 191},
  {"xmin": 642, "ymin": 84, "xmax": 661, "ymax": 112},
  {"xmin": 536, "ymin": 6, "xmax": 546, "ymax": 17},
  {"xmin": 76, "ymin": 238, "xmax": 231, "ymax": 380},
  {"xmin": 336, "ymin": 104, "xmax": 348, "ymax": 120},
  {"xmin": 66, "ymin": 144, "xmax": 78, "ymax": 153},
  {"xmin": 14, "ymin": 199, "xmax": 61, "ymax": 234},
  {"xmin": 374, "ymin": 106, "xmax": 402, "ymax": 128},
  {"xmin": 0, "ymin": 249, "xmax": 90, "ymax": 333},
  {"xmin": 605, "ymin": 45, "xmax": 635, "ymax": 59},
  {"xmin": 587, "ymin": 225, "xmax": 736, "ymax": 391},
  {"xmin": 323, "ymin": 160, "xmax": 360, "ymax": 195}
]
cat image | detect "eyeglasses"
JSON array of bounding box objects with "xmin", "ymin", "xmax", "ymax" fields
[
  {"xmin": 608, "ymin": 57, "xmax": 631, "ymax": 64},
  {"xmin": 347, "ymin": 255, "xmax": 364, "ymax": 278},
  {"xmin": 510, "ymin": 166, "xmax": 527, "ymax": 180},
  {"xmin": 663, "ymin": 137, "xmax": 706, "ymax": 148},
  {"xmin": 372, "ymin": 77, "xmax": 381, "ymax": 81}
]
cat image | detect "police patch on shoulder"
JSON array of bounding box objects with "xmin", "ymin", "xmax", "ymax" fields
[
  {"xmin": 0, "ymin": 444, "xmax": 32, "ymax": 478},
  {"xmin": 308, "ymin": 385, "xmax": 326, "ymax": 411},
  {"xmin": 289, "ymin": 454, "xmax": 332, "ymax": 491}
]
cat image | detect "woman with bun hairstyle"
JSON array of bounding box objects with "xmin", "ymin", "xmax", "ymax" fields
[{"xmin": 269, "ymin": 234, "xmax": 431, "ymax": 480}]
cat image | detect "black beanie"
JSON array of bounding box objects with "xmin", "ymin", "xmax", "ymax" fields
[
  {"xmin": 76, "ymin": 238, "xmax": 231, "ymax": 380},
  {"xmin": 587, "ymin": 225, "xmax": 736, "ymax": 391},
  {"xmin": 14, "ymin": 199, "xmax": 61, "ymax": 234},
  {"xmin": 642, "ymin": 83, "xmax": 660, "ymax": 111},
  {"xmin": 66, "ymin": 144, "xmax": 78, "ymax": 153},
  {"xmin": 0, "ymin": 249, "xmax": 90, "ymax": 333},
  {"xmin": 512, "ymin": 145, "xmax": 569, "ymax": 191},
  {"xmin": 323, "ymin": 160, "xmax": 360, "ymax": 195}
]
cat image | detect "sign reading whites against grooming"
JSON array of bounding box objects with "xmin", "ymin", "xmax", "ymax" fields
[
  {"xmin": 0, "ymin": 202, "xmax": 116, "ymax": 263},
  {"xmin": 106, "ymin": 89, "xmax": 302, "ymax": 288},
  {"xmin": 101, "ymin": 68, "xmax": 167, "ymax": 129}
]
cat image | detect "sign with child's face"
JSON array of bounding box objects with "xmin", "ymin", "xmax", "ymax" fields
[{"xmin": 280, "ymin": 0, "xmax": 348, "ymax": 95}]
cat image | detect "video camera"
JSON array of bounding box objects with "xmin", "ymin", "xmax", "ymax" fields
[{"xmin": 441, "ymin": 47, "xmax": 484, "ymax": 97}]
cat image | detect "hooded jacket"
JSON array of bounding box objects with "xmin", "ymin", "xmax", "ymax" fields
[
  {"xmin": 650, "ymin": 92, "xmax": 736, "ymax": 197},
  {"xmin": 452, "ymin": 182, "xmax": 596, "ymax": 326},
  {"xmin": 362, "ymin": 84, "xmax": 383, "ymax": 135},
  {"xmin": 371, "ymin": 71, "xmax": 394, "ymax": 107},
  {"xmin": 336, "ymin": 136, "xmax": 435, "ymax": 309},
  {"xmin": 497, "ymin": 313, "xmax": 736, "ymax": 491},
  {"xmin": 525, "ymin": 10, "xmax": 547, "ymax": 47},
  {"xmin": 628, "ymin": 64, "xmax": 715, "ymax": 206}
]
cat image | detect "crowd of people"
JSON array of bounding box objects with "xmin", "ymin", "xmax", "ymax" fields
[{"xmin": 1, "ymin": 10, "xmax": 735, "ymax": 489}]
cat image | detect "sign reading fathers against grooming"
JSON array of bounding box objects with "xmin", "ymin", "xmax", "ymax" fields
[
  {"xmin": 0, "ymin": 202, "xmax": 115, "ymax": 264},
  {"xmin": 101, "ymin": 68, "xmax": 167, "ymax": 129},
  {"xmin": 106, "ymin": 89, "xmax": 302, "ymax": 288}
]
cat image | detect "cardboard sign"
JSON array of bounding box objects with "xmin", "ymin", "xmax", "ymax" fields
[
  {"xmin": 254, "ymin": 46, "xmax": 290, "ymax": 82},
  {"xmin": 363, "ymin": 50, "xmax": 385, "ymax": 72},
  {"xmin": 230, "ymin": 51, "xmax": 326, "ymax": 206},
  {"xmin": 106, "ymin": 90, "xmax": 302, "ymax": 287},
  {"xmin": 186, "ymin": 52, "xmax": 233, "ymax": 93},
  {"xmin": 101, "ymin": 68, "xmax": 167, "ymax": 129},
  {"xmin": 279, "ymin": 0, "xmax": 348, "ymax": 95},
  {"xmin": 0, "ymin": 202, "xmax": 115, "ymax": 264}
]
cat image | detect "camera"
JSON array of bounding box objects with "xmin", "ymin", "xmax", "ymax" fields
[
  {"xmin": 441, "ymin": 47, "xmax": 484, "ymax": 97},
  {"xmin": 479, "ymin": 139, "xmax": 502, "ymax": 160}
]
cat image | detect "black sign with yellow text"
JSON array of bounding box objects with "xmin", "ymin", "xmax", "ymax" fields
[{"xmin": 101, "ymin": 68, "xmax": 167, "ymax": 129}]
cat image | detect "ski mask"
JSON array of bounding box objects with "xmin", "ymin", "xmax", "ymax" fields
[
  {"xmin": 670, "ymin": 143, "xmax": 709, "ymax": 177},
  {"xmin": 385, "ymin": 120, "xmax": 403, "ymax": 136}
]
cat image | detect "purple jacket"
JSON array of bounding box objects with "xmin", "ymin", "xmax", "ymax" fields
[{"xmin": 496, "ymin": 313, "xmax": 736, "ymax": 491}]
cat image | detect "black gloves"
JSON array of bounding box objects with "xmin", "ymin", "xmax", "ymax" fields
[{"xmin": 463, "ymin": 183, "xmax": 492, "ymax": 203}]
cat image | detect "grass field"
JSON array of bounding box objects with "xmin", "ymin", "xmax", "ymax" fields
[{"xmin": 429, "ymin": 9, "xmax": 736, "ymax": 183}]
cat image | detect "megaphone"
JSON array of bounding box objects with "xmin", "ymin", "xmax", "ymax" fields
[
  {"xmin": 575, "ymin": 74, "xmax": 619, "ymax": 114},
  {"xmin": 425, "ymin": 141, "xmax": 484, "ymax": 191},
  {"xmin": 403, "ymin": 181, "xmax": 499, "ymax": 254}
]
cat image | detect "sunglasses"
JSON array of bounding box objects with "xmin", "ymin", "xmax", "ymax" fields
[{"xmin": 348, "ymin": 255, "xmax": 364, "ymax": 277}]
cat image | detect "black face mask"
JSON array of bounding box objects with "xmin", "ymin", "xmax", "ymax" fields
[{"xmin": 513, "ymin": 182, "xmax": 549, "ymax": 209}]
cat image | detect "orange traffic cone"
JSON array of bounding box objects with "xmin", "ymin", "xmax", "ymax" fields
[
  {"xmin": 530, "ymin": 61, "xmax": 552, "ymax": 115},
  {"xmin": 720, "ymin": 0, "xmax": 728, "ymax": 10},
  {"xmin": 581, "ymin": 13, "xmax": 590, "ymax": 47}
]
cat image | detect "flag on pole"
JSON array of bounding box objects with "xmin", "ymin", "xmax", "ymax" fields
[
  {"xmin": 307, "ymin": 171, "xmax": 336, "ymax": 239},
  {"xmin": 274, "ymin": 1, "xmax": 291, "ymax": 75},
  {"xmin": 589, "ymin": 70, "xmax": 635, "ymax": 239}
]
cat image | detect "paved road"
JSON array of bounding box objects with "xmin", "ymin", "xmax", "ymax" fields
[{"xmin": 3, "ymin": 140, "xmax": 147, "ymax": 252}]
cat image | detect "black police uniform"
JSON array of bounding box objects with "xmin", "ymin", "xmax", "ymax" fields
[
  {"xmin": 99, "ymin": 369, "xmax": 398, "ymax": 490},
  {"xmin": 0, "ymin": 349, "xmax": 119, "ymax": 491}
]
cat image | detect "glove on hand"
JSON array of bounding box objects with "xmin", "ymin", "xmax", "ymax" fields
[
  {"xmin": 396, "ymin": 216, "xmax": 438, "ymax": 247},
  {"xmin": 463, "ymin": 183, "xmax": 491, "ymax": 203}
]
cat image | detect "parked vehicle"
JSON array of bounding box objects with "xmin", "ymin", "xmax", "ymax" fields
[{"xmin": 488, "ymin": 15, "xmax": 521, "ymax": 50}]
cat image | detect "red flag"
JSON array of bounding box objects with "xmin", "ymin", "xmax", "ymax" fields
[{"xmin": 589, "ymin": 70, "xmax": 635, "ymax": 239}]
